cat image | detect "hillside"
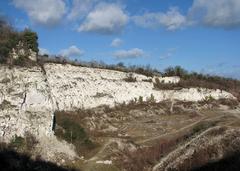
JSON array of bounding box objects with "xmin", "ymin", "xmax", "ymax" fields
[
  {"xmin": 1, "ymin": 4, "xmax": 240, "ymax": 170},
  {"xmin": 0, "ymin": 62, "xmax": 240, "ymax": 171}
]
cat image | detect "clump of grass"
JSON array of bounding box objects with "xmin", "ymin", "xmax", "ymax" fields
[
  {"xmin": 0, "ymin": 100, "xmax": 12, "ymax": 110},
  {"xmin": 9, "ymin": 132, "xmax": 38, "ymax": 153},
  {"xmin": 142, "ymin": 79, "xmax": 152, "ymax": 82},
  {"xmin": 192, "ymin": 121, "xmax": 216, "ymax": 134},
  {"xmin": 10, "ymin": 135, "xmax": 25, "ymax": 150},
  {"xmin": 123, "ymin": 73, "xmax": 137, "ymax": 82}
]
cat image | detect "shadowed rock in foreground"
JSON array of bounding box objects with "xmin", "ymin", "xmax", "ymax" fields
[
  {"xmin": 192, "ymin": 152, "xmax": 240, "ymax": 171},
  {"xmin": 0, "ymin": 149, "xmax": 77, "ymax": 171}
]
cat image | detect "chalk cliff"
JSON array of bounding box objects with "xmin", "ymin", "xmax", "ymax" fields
[{"xmin": 0, "ymin": 63, "xmax": 236, "ymax": 141}]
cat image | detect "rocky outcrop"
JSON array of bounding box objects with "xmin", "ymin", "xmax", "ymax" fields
[
  {"xmin": 45, "ymin": 63, "xmax": 235, "ymax": 110},
  {"xmin": 0, "ymin": 63, "xmax": 236, "ymax": 141},
  {"xmin": 153, "ymin": 76, "xmax": 180, "ymax": 84},
  {"xmin": 152, "ymin": 127, "xmax": 240, "ymax": 171},
  {"xmin": 0, "ymin": 66, "xmax": 54, "ymax": 141},
  {"xmin": 10, "ymin": 41, "xmax": 37, "ymax": 62}
]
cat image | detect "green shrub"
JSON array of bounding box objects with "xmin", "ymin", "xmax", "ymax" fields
[
  {"xmin": 0, "ymin": 19, "xmax": 38, "ymax": 64},
  {"xmin": 138, "ymin": 96, "xmax": 143, "ymax": 104},
  {"xmin": 204, "ymin": 95, "xmax": 214, "ymax": 102},
  {"xmin": 10, "ymin": 135, "xmax": 25, "ymax": 149},
  {"xmin": 21, "ymin": 29, "xmax": 39, "ymax": 53},
  {"xmin": 149, "ymin": 94, "xmax": 155, "ymax": 103},
  {"xmin": 9, "ymin": 133, "xmax": 38, "ymax": 153},
  {"xmin": 54, "ymin": 111, "xmax": 96, "ymax": 154},
  {"xmin": 123, "ymin": 73, "xmax": 137, "ymax": 82}
]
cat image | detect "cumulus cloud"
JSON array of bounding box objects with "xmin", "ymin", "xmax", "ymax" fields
[
  {"xmin": 189, "ymin": 0, "xmax": 240, "ymax": 28},
  {"xmin": 132, "ymin": 7, "xmax": 187, "ymax": 31},
  {"xmin": 39, "ymin": 48, "xmax": 50, "ymax": 55},
  {"xmin": 67, "ymin": 0, "xmax": 98, "ymax": 20},
  {"xmin": 78, "ymin": 3, "xmax": 129, "ymax": 34},
  {"xmin": 113, "ymin": 48, "xmax": 144, "ymax": 59},
  {"xmin": 111, "ymin": 38, "xmax": 123, "ymax": 47},
  {"xmin": 59, "ymin": 46, "xmax": 84, "ymax": 58},
  {"xmin": 12, "ymin": 0, "xmax": 66, "ymax": 26}
]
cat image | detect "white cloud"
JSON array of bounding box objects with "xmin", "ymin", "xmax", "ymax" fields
[
  {"xmin": 189, "ymin": 0, "xmax": 240, "ymax": 28},
  {"xmin": 133, "ymin": 7, "xmax": 187, "ymax": 31},
  {"xmin": 78, "ymin": 3, "xmax": 129, "ymax": 34},
  {"xmin": 12, "ymin": 0, "xmax": 66, "ymax": 26},
  {"xmin": 59, "ymin": 46, "xmax": 84, "ymax": 57},
  {"xmin": 113, "ymin": 48, "xmax": 144, "ymax": 59},
  {"xmin": 111, "ymin": 38, "xmax": 123, "ymax": 47},
  {"xmin": 39, "ymin": 48, "xmax": 50, "ymax": 55},
  {"xmin": 67, "ymin": 0, "xmax": 98, "ymax": 20}
]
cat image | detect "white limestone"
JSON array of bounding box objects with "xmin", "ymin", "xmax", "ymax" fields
[
  {"xmin": 9, "ymin": 42, "xmax": 37, "ymax": 62},
  {"xmin": 96, "ymin": 160, "xmax": 112, "ymax": 165},
  {"xmin": 153, "ymin": 76, "xmax": 180, "ymax": 84},
  {"xmin": 45, "ymin": 63, "xmax": 235, "ymax": 111},
  {"xmin": 0, "ymin": 66, "xmax": 54, "ymax": 140},
  {"xmin": 0, "ymin": 63, "xmax": 236, "ymax": 141}
]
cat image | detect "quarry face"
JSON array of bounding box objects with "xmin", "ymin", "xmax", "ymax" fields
[{"xmin": 0, "ymin": 63, "xmax": 240, "ymax": 170}]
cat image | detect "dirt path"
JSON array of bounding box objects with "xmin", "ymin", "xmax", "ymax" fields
[
  {"xmin": 139, "ymin": 108, "xmax": 240, "ymax": 145},
  {"xmin": 86, "ymin": 108, "xmax": 240, "ymax": 163},
  {"xmin": 151, "ymin": 108, "xmax": 240, "ymax": 171},
  {"xmin": 137, "ymin": 112, "xmax": 209, "ymax": 145}
]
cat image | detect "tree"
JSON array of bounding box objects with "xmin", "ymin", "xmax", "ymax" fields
[
  {"xmin": 0, "ymin": 18, "xmax": 20, "ymax": 63},
  {"xmin": 117, "ymin": 62, "xmax": 125, "ymax": 68},
  {"xmin": 164, "ymin": 66, "xmax": 188, "ymax": 77},
  {"xmin": 21, "ymin": 29, "xmax": 39, "ymax": 53},
  {"xmin": 174, "ymin": 66, "xmax": 188, "ymax": 77}
]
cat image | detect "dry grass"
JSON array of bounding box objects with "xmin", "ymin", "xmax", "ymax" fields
[{"xmin": 116, "ymin": 120, "xmax": 218, "ymax": 171}]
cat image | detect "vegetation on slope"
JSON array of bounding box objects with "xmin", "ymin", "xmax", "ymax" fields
[
  {"xmin": 54, "ymin": 111, "xmax": 97, "ymax": 157},
  {"xmin": 155, "ymin": 66, "xmax": 240, "ymax": 101},
  {"xmin": 0, "ymin": 17, "xmax": 38, "ymax": 64}
]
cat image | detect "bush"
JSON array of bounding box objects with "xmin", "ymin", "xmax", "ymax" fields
[
  {"xmin": 164, "ymin": 66, "xmax": 188, "ymax": 78},
  {"xmin": 138, "ymin": 96, "xmax": 143, "ymax": 104},
  {"xmin": 54, "ymin": 111, "xmax": 96, "ymax": 154},
  {"xmin": 9, "ymin": 133, "xmax": 38, "ymax": 153},
  {"xmin": 0, "ymin": 18, "xmax": 39, "ymax": 64},
  {"xmin": 21, "ymin": 29, "xmax": 39, "ymax": 53},
  {"xmin": 123, "ymin": 73, "xmax": 137, "ymax": 82},
  {"xmin": 10, "ymin": 136, "xmax": 25, "ymax": 150}
]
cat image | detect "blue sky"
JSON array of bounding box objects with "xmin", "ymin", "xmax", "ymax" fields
[{"xmin": 0, "ymin": 0, "xmax": 240, "ymax": 79}]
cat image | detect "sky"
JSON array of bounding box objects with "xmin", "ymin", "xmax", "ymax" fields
[{"xmin": 0, "ymin": 0, "xmax": 240, "ymax": 79}]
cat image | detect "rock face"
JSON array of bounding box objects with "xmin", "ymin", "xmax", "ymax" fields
[
  {"xmin": 10, "ymin": 42, "xmax": 37, "ymax": 62},
  {"xmin": 0, "ymin": 66, "xmax": 54, "ymax": 140},
  {"xmin": 152, "ymin": 127, "xmax": 240, "ymax": 171},
  {"xmin": 153, "ymin": 76, "xmax": 180, "ymax": 84},
  {"xmin": 45, "ymin": 64, "xmax": 235, "ymax": 110},
  {"xmin": 0, "ymin": 63, "xmax": 236, "ymax": 140}
]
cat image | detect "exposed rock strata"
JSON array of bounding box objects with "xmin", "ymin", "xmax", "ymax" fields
[{"xmin": 0, "ymin": 63, "xmax": 236, "ymax": 140}]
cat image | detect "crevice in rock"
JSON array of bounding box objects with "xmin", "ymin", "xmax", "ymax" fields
[
  {"xmin": 51, "ymin": 112, "xmax": 56, "ymax": 132},
  {"xmin": 21, "ymin": 91, "xmax": 27, "ymax": 109},
  {"xmin": 39, "ymin": 64, "xmax": 59, "ymax": 134}
]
